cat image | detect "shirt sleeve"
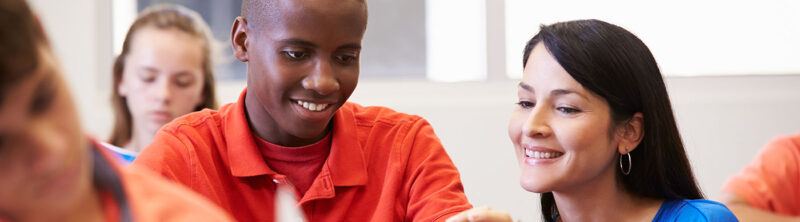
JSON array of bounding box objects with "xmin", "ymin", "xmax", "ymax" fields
[
  {"xmin": 131, "ymin": 127, "xmax": 194, "ymax": 187},
  {"xmin": 721, "ymin": 134, "xmax": 800, "ymax": 215},
  {"xmin": 402, "ymin": 118, "xmax": 473, "ymax": 222}
]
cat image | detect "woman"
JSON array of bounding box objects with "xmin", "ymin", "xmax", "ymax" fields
[
  {"xmin": 108, "ymin": 4, "xmax": 218, "ymax": 161},
  {"xmin": 448, "ymin": 20, "xmax": 737, "ymax": 221},
  {"xmin": 0, "ymin": 0, "xmax": 232, "ymax": 220}
]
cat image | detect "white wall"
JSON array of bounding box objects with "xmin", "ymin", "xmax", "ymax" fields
[
  {"xmin": 28, "ymin": 0, "xmax": 114, "ymax": 140},
  {"xmin": 505, "ymin": 0, "xmax": 800, "ymax": 78}
]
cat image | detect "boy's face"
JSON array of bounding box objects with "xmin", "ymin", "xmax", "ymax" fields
[
  {"xmin": 0, "ymin": 47, "xmax": 92, "ymax": 217},
  {"xmin": 234, "ymin": 0, "xmax": 367, "ymax": 145}
]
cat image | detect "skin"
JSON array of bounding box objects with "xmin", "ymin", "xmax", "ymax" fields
[
  {"xmin": 719, "ymin": 192, "xmax": 800, "ymax": 222},
  {"xmin": 231, "ymin": 0, "xmax": 367, "ymax": 147},
  {"xmin": 117, "ymin": 27, "xmax": 206, "ymax": 152},
  {"xmin": 0, "ymin": 46, "xmax": 103, "ymax": 222},
  {"xmin": 449, "ymin": 43, "xmax": 654, "ymax": 222}
]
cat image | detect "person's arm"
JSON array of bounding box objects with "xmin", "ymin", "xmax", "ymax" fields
[
  {"xmin": 719, "ymin": 192, "xmax": 800, "ymax": 222},
  {"xmin": 719, "ymin": 134, "xmax": 800, "ymax": 221},
  {"xmin": 402, "ymin": 118, "xmax": 473, "ymax": 221},
  {"xmin": 446, "ymin": 206, "xmax": 513, "ymax": 222}
]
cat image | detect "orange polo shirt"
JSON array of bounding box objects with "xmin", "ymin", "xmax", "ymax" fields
[
  {"xmin": 722, "ymin": 132, "xmax": 800, "ymax": 215},
  {"xmin": 97, "ymin": 139, "xmax": 234, "ymax": 222},
  {"xmin": 133, "ymin": 89, "xmax": 472, "ymax": 221}
]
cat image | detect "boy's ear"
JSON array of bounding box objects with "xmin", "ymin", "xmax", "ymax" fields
[
  {"xmin": 231, "ymin": 16, "xmax": 249, "ymax": 62},
  {"xmin": 617, "ymin": 112, "xmax": 644, "ymax": 154}
]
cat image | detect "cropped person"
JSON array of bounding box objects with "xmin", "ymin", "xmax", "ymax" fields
[
  {"xmin": 0, "ymin": 0, "xmax": 232, "ymax": 221},
  {"xmin": 448, "ymin": 19, "xmax": 737, "ymax": 222},
  {"xmin": 132, "ymin": 0, "xmax": 472, "ymax": 221},
  {"xmin": 108, "ymin": 4, "xmax": 218, "ymax": 162},
  {"xmin": 720, "ymin": 132, "xmax": 800, "ymax": 221}
]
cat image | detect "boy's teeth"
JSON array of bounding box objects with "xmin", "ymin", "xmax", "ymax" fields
[{"xmin": 297, "ymin": 100, "xmax": 328, "ymax": 112}]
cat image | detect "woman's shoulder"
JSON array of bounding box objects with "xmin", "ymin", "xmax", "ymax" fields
[{"xmin": 655, "ymin": 199, "xmax": 738, "ymax": 222}]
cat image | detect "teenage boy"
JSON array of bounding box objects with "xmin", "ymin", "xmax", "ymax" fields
[{"xmin": 133, "ymin": 0, "xmax": 472, "ymax": 221}]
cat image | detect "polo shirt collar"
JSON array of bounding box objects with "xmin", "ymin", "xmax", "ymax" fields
[
  {"xmin": 326, "ymin": 103, "xmax": 368, "ymax": 186},
  {"xmin": 226, "ymin": 88, "xmax": 277, "ymax": 177},
  {"xmin": 225, "ymin": 88, "xmax": 369, "ymax": 186}
]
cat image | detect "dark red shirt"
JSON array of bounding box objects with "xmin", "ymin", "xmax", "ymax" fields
[{"xmin": 255, "ymin": 132, "xmax": 331, "ymax": 196}]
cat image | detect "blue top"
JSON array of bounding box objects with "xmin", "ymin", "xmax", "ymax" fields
[
  {"xmin": 101, "ymin": 142, "xmax": 138, "ymax": 165},
  {"xmin": 652, "ymin": 199, "xmax": 738, "ymax": 222}
]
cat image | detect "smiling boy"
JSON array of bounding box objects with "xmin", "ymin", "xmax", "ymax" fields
[{"xmin": 132, "ymin": 0, "xmax": 472, "ymax": 221}]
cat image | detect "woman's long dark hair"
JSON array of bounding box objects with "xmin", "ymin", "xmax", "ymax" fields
[{"xmin": 521, "ymin": 19, "xmax": 703, "ymax": 221}]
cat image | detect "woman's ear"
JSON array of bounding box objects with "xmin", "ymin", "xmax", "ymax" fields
[
  {"xmin": 231, "ymin": 17, "xmax": 249, "ymax": 62},
  {"xmin": 618, "ymin": 112, "xmax": 644, "ymax": 154}
]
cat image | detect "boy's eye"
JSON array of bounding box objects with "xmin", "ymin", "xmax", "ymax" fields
[
  {"xmin": 30, "ymin": 89, "xmax": 54, "ymax": 115},
  {"xmin": 283, "ymin": 51, "xmax": 307, "ymax": 60},
  {"xmin": 336, "ymin": 54, "xmax": 358, "ymax": 64},
  {"xmin": 516, "ymin": 101, "xmax": 534, "ymax": 109},
  {"xmin": 31, "ymin": 77, "xmax": 55, "ymax": 115}
]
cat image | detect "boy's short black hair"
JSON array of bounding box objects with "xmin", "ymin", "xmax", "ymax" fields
[{"xmin": 240, "ymin": 0, "xmax": 366, "ymax": 29}]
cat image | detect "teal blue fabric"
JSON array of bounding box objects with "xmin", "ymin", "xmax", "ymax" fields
[
  {"xmin": 101, "ymin": 142, "xmax": 137, "ymax": 165},
  {"xmin": 652, "ymin": 199, "xmax": 738, "ymax": 222}
]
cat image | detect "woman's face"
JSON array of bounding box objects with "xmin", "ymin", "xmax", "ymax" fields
[
  {"xmin": 118, "ymin": 27, "xmax": 205, "ymax": 138},
  {"xmin": 508, "ymin": 43, "xmax": 622, "ymax": 193},
  {"xmin": 0, "ymin": 47, "xmax": 92, "ymax": 217}
]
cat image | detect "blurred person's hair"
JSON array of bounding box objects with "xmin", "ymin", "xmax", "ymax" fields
[
  {"xmin": 110, "ymin": 4, "xmax": 219, "ymax": 147},
  {"xmin": 522, "ymin": 19, "xmax": 704, "ymax": 221},
  {"xmin": 0, "ymin": 0, "xmax": 47, "ymax": 103}
]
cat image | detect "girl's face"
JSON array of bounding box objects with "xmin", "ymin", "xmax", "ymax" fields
[
  {"xmin": 508, "ymin": 43, "xmax": 622, "ymax": 193},
  {"xmin": 0, "ymin": 47, "xmax": 92, "ymax": 217},
  {"xmin": 118, "ymin": 27, "xmax": 205, "ymax": 139}
]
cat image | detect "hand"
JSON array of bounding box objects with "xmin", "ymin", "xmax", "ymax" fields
[{"xmin": 446, "ymin": 206, "xmax": 513, "ymax": 222}]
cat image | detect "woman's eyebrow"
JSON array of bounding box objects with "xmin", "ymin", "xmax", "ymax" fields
[
  {"xmin": 518, "ymin": 82, "xmax": 532, "ymax": 92},
  {"xmin": 550, "ymin": 89, "xmax": 589, "ymax": 101}
]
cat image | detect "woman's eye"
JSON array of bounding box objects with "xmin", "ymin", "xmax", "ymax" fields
[
  {"xmin": 283, "ymin": 51, "xmax": 307, "ymax": 60},
  {"xmin": 516, "ymin": 101, "xmax": 534, "ymax": 109},
  {"xmin": 556, "ymin": 107, "xmax": 581, "ymax": 114}
]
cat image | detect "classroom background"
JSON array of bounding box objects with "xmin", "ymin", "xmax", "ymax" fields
[{"xmin": 29, "ymin": 0, "xmax": 800, "ymax": 221}]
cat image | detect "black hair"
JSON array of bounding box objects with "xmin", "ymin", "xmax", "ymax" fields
[
  {"xmin": 240, "ymin": 0, "xmax": 367, "ymax": 29},
  {"xmin": 522, "ymin": 19, "xmax": 703, "ymax": 221}
]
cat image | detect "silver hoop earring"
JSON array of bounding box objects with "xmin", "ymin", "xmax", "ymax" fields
[{"xmin": 619, "ymin": 148, "xmax": 632, "ymax": 176}]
